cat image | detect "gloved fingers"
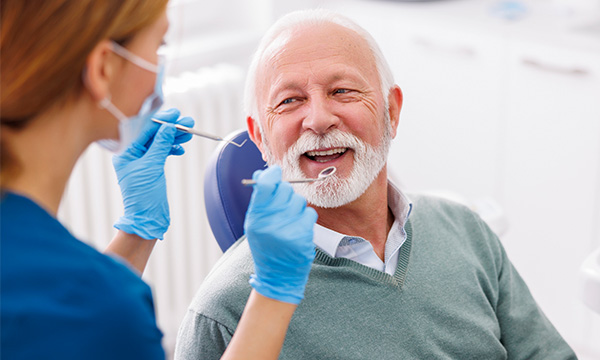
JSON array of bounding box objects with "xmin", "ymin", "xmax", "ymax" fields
[
  {"xmin": 169, "ymin": 144, "xmax": 185, "ymax": 156},
  {"xmin": 115, "ymin": 119, "xmax": 158, "ymax": 161},
  {"xmin": 266, "ymin": 183, "xmax": 298, "ymax": 213},
  {"xmin": 153, "ymin": 110, "xmax": 193, "ymax": 145},
  {"xmin": 129, "ymin": 139, "xmax": 151, "ymax": 159},
  {"xmin": 249, "ymin": 166, "xmax": 281, "ymax": 206},
  {"xmin": 303, "ymin": 206, "xmax": 318, "ymax": 225},
  {"xmin": 144, "ymin": 123, "xmax": 178, "ymax": 163},
  {"xmin": 251, "ymin": 169, "xmax": 262, "ymax": 181},
  {"xmin": 285, "ymin": 193, "xmax": 312, "ymax": 220},
  {"xmin": 173, "ymin": 116, "xmax": 194, "ymax": 145},
  {"xmin": 138, "ymin": 108, "xmax": 181, "ymax": 150},
  {"xmin": 252, "ymin": 165, "xmax": 281, "ymax": 183},
  {"xmin": 246, "ymin": 192, "xmax": 312, "ymax": 242},
  {"xmin": 174, "ymin": 132, "xmax": 192, "ymax": 146},
  {"xmin": 292, "ymin": 207, "xmax": 319, "ymax": 242},
  {"xmin": 175, "ymin": 115, "xmax": 194, "ymax": 128},
  {"xmin": 153, "ymin": 108, "xmax": 181, "ymax": 122},
  {"xmin": 112, "ymin": 146, "xmax": 139, "ymax": 169}
]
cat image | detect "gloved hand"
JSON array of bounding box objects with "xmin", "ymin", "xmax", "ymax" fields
[
  {"xmin": 244, "ymin": 165, "xmax": 318, "ymax": 304},
  {"xmin": 113, "ymin": 108, "xmax": 194, "ymax": 240}
]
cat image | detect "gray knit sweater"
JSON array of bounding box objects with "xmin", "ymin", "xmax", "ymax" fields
[{"xmin": 175, "ymin": 195, "xmax": 576, "ymax": 360}]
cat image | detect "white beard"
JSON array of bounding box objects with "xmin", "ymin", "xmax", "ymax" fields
[{"xmin": 262, "ymin": 115, "xmax": 392, "ymax": 208}]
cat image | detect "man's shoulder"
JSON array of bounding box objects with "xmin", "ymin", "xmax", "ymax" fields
[
  {"xmin": 408, "ymin": 192, "xmax": 476, "ymax": 218},
  {"xmin": 205, "ymin": 236, "xmax": 255, "ymax": 285},
  {"xmin": 186, "ymin": 237, "xmax": 254, "ymax": 320},
  {"xmin": 407, "ymin": 192, "xmax": 504, "ymax": 259}
]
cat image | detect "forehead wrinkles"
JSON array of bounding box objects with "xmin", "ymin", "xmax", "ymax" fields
[
  {"xmin": 267, "ymin": 55, "xmax": 356, "ymax": 100},
  {"xmin": 257, "ymin": 24, "xmax": 380, "ymax": 105}
]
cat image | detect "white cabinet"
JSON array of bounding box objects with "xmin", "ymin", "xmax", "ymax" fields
[
  {"xmin": 386, "ymin": 25, "xmax": 507, "ymax": 201},
  {"xmin": 501, "ymin": 40, "xmax": 600, "ymax": 354}
]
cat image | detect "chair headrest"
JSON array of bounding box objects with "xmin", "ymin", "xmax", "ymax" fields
[{"xmin": 203, "ymin": 130, "xmax": 267, "ymax": 252}]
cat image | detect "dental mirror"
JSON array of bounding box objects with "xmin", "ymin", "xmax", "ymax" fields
[
  {"xmin": 151, "ymin": 118, "xmax": 247, "ymax": 148},
  {"xmin": 242, "ymin": 166, "xmax": 336, "ymax": 186}
]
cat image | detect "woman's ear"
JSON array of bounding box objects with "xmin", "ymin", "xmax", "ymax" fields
[{"xmin": 82, "ymin": 40, "xmax": 117, "ymax": 102}]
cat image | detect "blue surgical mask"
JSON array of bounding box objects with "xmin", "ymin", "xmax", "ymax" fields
[{"xmin": 97, "ymin": 41, "xmax": 165, "ymax": 153}]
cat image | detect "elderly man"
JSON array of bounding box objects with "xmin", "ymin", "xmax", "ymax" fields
[{"xmin": 175, "ymin": 9, "xmax": 576, "ymax": 360}]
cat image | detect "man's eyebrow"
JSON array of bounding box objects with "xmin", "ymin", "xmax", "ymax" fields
[
  {"xmin": 328, "ymin": 73, "xmax": 347, "ymax": 83},
  {"xmin": 268, "ymin": 82, "xmax": 303, "ymax": 102},
  {"xmin": 327, "ymin": 70, "xmax": 371, "ymax": 84},
  {"xmin": 267, "ymin": 69, "xmax": 371, "ymax": 102},
  {"xmin": 274, "ymin": 82, "xmax": 302, "ymax": 92}
]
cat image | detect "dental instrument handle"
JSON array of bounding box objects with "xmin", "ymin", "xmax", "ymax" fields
[
  {"xmin": 177, "ymin": 125, "xmax": 222, "ymax": 141},
  {"xmin": 242, "ymin": 178, "xmax": 321, "ymax": 186},
  {"xmin": 287, "ymin": 178, "xmax": 322, "ymax": 184},
  {"xmin": 242, "ymin": 166, "xmax": 336, "ymax": 186},
  {"xmin": 152, "ymin": 118, "xmax": 222, "ymax": 141}
]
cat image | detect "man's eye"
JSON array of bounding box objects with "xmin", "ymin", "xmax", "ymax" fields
[
  {"xmin": 281, "ymin": 98, "xmax": 296, "ymax": 105},
  {"xmin": 334, "ymin": 89, "xmax": 351, "ymax": 94}
]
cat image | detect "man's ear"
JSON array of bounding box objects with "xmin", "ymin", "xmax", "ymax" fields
[
  {"xmin": 246, "ymin": 116, "xmax": 268, "ymax": 161},
  {"xmin": 387, "ymin": 85, "xmax": 403, "ymax": 139},
  {"xmin": 83, "ymin": 40, "xmax": 117, "ymax": 102}
]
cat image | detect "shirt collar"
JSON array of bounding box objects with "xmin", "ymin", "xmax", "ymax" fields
[{"xmin": 313, "ymin": 179, "xmax": 412, "ymax": 257}]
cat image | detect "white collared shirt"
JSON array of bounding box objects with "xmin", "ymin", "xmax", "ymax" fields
[{"xmin": 313, "ymin": 181, "xmax": 412, "ymax": 275}]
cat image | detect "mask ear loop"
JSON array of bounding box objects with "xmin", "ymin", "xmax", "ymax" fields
[
  {"xmin": 85, "ymin": 41, "xmax": 160, "ymax": 122},
  {"xmin": 111, "ymin": 41, "xmax": 159, "ymax": 73},
  {"xmin": 99, "ymin": 95, "xmax": 128, "ymax": 123}
]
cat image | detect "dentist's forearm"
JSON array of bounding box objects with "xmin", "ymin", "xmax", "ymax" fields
[
  {"xmin": 221, "ymin": 290, "xmax": 297, "ymax": 360},
  {"xmin": 105, "ymin": 230, "xmax": 157, "ymax": 274}
]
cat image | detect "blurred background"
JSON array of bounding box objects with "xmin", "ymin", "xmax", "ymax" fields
[{"xmin": 58, "ymin": 0, "xmax": 600, "ymax": 358}]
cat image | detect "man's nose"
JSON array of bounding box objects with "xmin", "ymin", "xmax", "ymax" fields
[{"xmin": 301, "ymin": 97, "xmax": 340, "ymax": 135}]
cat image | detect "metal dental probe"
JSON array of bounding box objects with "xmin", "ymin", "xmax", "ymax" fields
[
  {"xmin": 241, "ymin": 166, "xmax": 337, "ymax": 186},
  {"xmin": 151, "ymin": 118, "xmax": 247, "ymax": 148}
]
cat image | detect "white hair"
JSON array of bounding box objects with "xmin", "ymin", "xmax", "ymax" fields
[{"xmin": 243, "ymin": 9, "xmax": 395, "ymax": 127}]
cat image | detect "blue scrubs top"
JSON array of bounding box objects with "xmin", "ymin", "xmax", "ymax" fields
[{"xmin": 1, "ymin": 192, "xmax": 165, "ymax": 359}]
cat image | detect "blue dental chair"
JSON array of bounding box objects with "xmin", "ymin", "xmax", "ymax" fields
[{"xmin": 203, "ymin": 129, "xmax": 267, "ymax": 252}]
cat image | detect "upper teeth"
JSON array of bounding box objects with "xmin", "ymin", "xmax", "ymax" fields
[{"xmin": 306, "ymin": 148, "xmax": 346, "ymax": 157}]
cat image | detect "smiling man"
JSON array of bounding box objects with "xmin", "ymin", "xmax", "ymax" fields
[
  {"xmin": 246, "ymin": 13, "xmax": 403, "ymax": 265},
  {"xmin": 175, "ymin": 9, "xmax": 576, "ymax": 360}
]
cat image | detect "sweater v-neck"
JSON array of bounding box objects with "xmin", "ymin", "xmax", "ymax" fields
[{"xmin": 313, "ymin": 219, "xmax": 413, "ymax": 288}]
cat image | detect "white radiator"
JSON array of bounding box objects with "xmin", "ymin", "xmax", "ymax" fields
[{"xmin": 58, "ymin": 63, "xmax": 246, "ymax": 356}]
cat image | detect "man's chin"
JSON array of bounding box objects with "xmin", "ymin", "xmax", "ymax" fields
[{"xmin": 294, "ymin": 178, "xmax": 364, "ymax": 209}]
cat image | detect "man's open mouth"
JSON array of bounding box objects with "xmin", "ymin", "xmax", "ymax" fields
[{"xmin": 304, "ymin": 147, "xmax": 348, "ymax": 163}]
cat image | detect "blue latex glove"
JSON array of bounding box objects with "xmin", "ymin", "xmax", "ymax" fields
[
  {"xmin": 244, "ymin": 165, "xmax": 318, "ymax": 304},
  {"xmin": 113, "ymin": 108, "xmax": 194, "ymax": 240}
]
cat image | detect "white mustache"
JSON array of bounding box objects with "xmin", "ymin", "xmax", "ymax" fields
[{"xmin": 288, "ymin": 130, "xmax": 364, "ymax": 159}]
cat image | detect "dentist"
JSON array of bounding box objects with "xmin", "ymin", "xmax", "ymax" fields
[{"xmin": 0, "ymin": 1, "xmax": 316, "ymax": 359}]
